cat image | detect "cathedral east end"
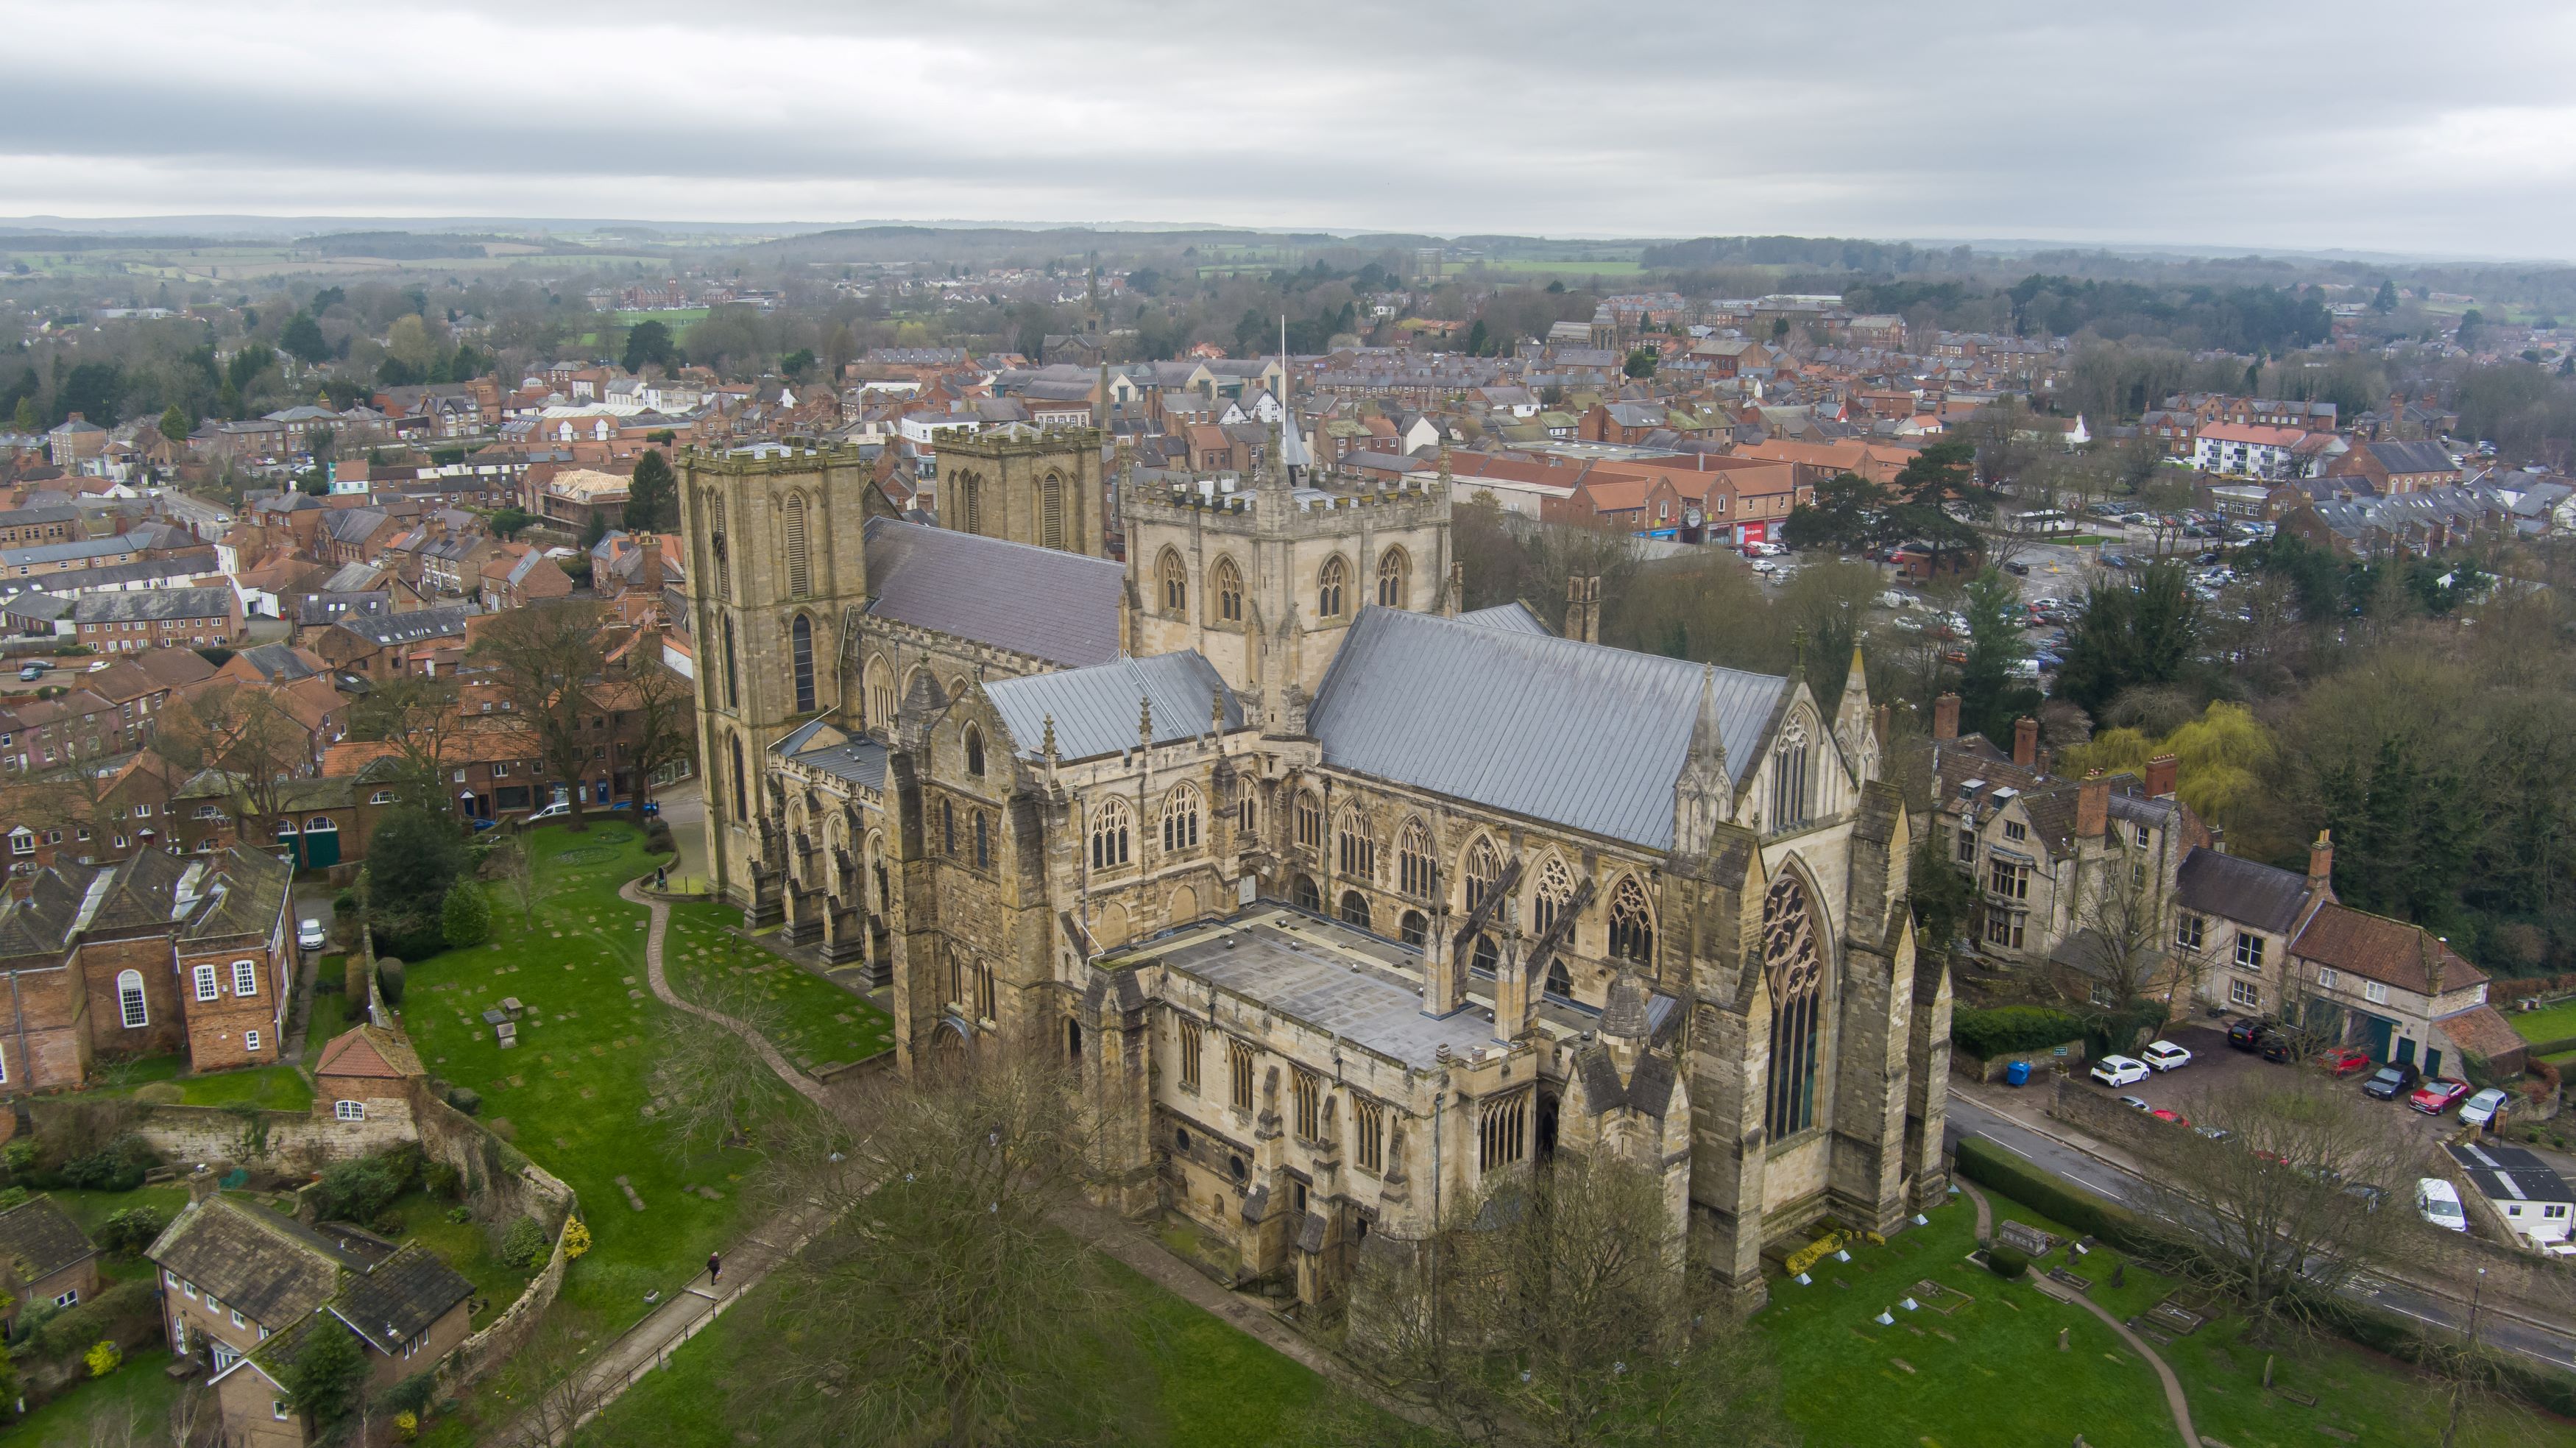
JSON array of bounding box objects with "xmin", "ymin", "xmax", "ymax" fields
[{"xmin": 678, "ymin": 425, "xmax": 1950, "ymax": 1324}]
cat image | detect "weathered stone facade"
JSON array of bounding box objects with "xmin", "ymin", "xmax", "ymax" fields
[{"xmin": 688, "ymin": 428, "xmax": 1953, "ymax": 1329}]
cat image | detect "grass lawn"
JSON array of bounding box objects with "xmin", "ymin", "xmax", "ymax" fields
[
  {"xmin": 394, "ymin": 822, "xmax": 756, "ymax": 1329},
  {"xmin": 382, "ymin": 1188, "xmax": 535, "ymax": 1329},
  {"xmin": 2513, "ymin": 999, "xmax": 2576, "ymax": 1044},
  {"xmin": 40, "ymin": 1184, "xmax": 190, "ymax": 1285},
  {"xmin": 562, "ymin": 1249, "xmax": 1365, "ymax": 1448},
  {"xmin": 74, "ymin": 1053, "xmax": 313, "ymax": 1111},
  {"xmin": 1760, "ymin": 1189, "xmax": 2572, "ymax": 1448},
  {"xmin": 301, "ymin": 979, "xmax": 353, "ymax": 1065},
  {"xmin": 659, "ymin": 903, "xmax": 893, "ymax": 1073},
  {"xmin": 7, "ymin": 1350, "xmax": 183, "ymax": 1447}
]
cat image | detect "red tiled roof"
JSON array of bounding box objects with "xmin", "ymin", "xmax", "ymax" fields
[
  {"xmin": 2290, "ymin": 903, "xmax": 2488, "ymax": 994},
  {"xmin": 314, "ymin": 1025, "xmax": 422, "ymax": 1080}
]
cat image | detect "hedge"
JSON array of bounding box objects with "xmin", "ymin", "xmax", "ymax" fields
[
  {"xmin": 1953, "ymin": 1006, "xmax": 2087, "ymax": 1060},
  {"xmin": 1953, "ymin": 1136, "xmax": 2151, "ymax": 1253}
]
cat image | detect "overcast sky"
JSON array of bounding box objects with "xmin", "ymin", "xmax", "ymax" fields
[{"xmin": 5, "ymin": 0, "xmax": 2572, "ymax": 257}]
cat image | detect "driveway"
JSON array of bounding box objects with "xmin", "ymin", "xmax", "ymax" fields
[{"xmin": 2087, "ymin": 1020, "xmax": 2463, "ymax": 1151}]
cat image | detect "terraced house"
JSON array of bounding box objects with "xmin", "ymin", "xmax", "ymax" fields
[{"xmin": 683, "ymin": 419, "xmax": 1950, "ymax": 1330}]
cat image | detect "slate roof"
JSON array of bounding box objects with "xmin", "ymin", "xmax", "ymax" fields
[
  {"xmin": 1134, "ymin": 911, "xmax": 1496, "ymax": 1070},
  {"xmin": 1308, "ymin": 607, "xmax": 1784, "ymax": 850},
  {"xmin": 2174, "ymin": 847, "xmax": 2311, "ymax": 933},
  {"xmin": 330, "ymin": 1241, "xmax": 474, "ymax": 1355},
  {"xmin": 146, "ymin": 1197, "xmax": 367, "ymax": 1327},
  {"xmin": 860, "ymin": 517, "xmax": 1122, "ymax": 667},
  {"xmin": 0, "ymin": 868, "xmax": 90, "ymax": 959},
  {"xmin": 336, "ymin": 604, "xmax": 475, "ymax": 646},
  {"xmin": 0, "ymin": 1196, "xmax": 95, "ymax": 1282},
  {"xmin": 2365, "ymin": 439, "xmax": 2460, "ymax": 475},
  {"xmin": 1458, "ymin": 601, "xmax": 1550, "ymax": 635},
  {"xmin": 2290, "ymin": 903, "xmax": 2488, "ymax": 994},
  {"xmin": 236, "ymin": 641, "xmax": 320, "ymax": 682},
  {"xmin": 986, "ymin": 651, "xmax": 1239, "ymax": 763},
  {"xmin": 73, "ymin": 586, "xmax": 233, "ymax": 624}
]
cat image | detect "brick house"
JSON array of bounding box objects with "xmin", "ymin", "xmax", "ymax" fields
[
  {"xmin": 311, "ymin": 1023, "xmax": 427, "ymax": 1129},
  {"xmin": 312, "ymin": 604, "xmax": 475, "ymax": 680},
  {"xmin": 72, "ymin": 585, "xmax": 242, "ymax": 652},
  {"xmin": 477, "ymin": 545, "xmax": 573, "ymax": 610},
  {"xmin": 0, "ymin": 847, "xmax": 294, "ymax": 1090},
  {"xmin": 2328, "ymin": 439, "xmax": 2463, "ymax": 495},
  {"xmin": 148, "ymin": 1193, "xmax": 474, "ymax": 1447},
  {"xmin": 0, "ymin": 1195, "xmax": 99, "ymax": 1324}
]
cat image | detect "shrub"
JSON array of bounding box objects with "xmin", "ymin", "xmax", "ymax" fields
[
  {"xmin": 85, "ymin": 1339, "xmax": 121, "ymax": 1377},
  {"xmin": 29, "ymin": 1279, "xmax": 158, "ymax": 1361},
  {"xmin": 312, "ymin": 1146, "xmax": 421, "ymax": 1225},
  {"xmin": 444, "ymin": 1086, "xmax": 481, "ymax": 1117},
  {"xmin": 423, "ymin": 1158, "xmax": 461, "ymax": 1199},
  {"xmin": 1, "ymin": 1137, "xmax": 35, "ymax": 1177},
  {"xmin": 1986, "ymin": 1244, "xmax": 2030, "ymax": 1279},
  {"xmin": 395, "ymin": 1410, "xmax": 420, "ymax": 1441},
  {"xmin": 499, "ymin": 1215, "xmax": 551, "ymax": 1270},
  {"xmin": 280, "ymin": 1323, "xmax": 369, "ymax": 1425},
  {"xmin": 376, "ymin": 958, "xmax": 406, "ymax": 1006},
  {"xmin": 0, "ymin": 1185, "xmax": 26, "ymax": 1209},
  {"xmin": 132, "ymin": 1081, "xmax": 183, "ymax": 1105},
  {"xmin": 57, "ymin": 1134, "xmax": 158, "ymax": 1193},
  {"xmin": 440, "ymin": 882, "xmax": 492, "ymax": 949},
  {"xmin": 96, "ymin": 1205, "xmax": 166, "ymax": 1256},
  {"xmin": 332, "ymin": 888, "xmax": 357, "ymax": 916},
  {"xmin": 1952, "ymin": 1006, "xmax": 2086, "ymax": 1059},
  {"xmin": 562, "ymin": 1217, "xmax": 592, "ymax": 1260},
  {"xmin": 1954, "ymin": 1137, "xmax": 2154, "ymax": 1255},
  {"xmin": 446, "ymin": 1205, "xmax": 473, "ymax": 1224}
]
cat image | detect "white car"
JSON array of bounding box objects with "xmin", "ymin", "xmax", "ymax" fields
[
  {"xmin": 2091, "ymin": 1056, "xmax": 2149, "ymax": 1088},
  {"xmin": 2416, "ymin": 1178, "xmax": 2469, "ymax": 1233},
  {"xmin": 296, "ymin": 918, "xmax": 326, "ymax": 951},
  {"xmin": 523, "ymin": 801, "xmax": 573, "ymax": 823},
  {"xmin": 2458, "ymin": 1087, "xmax": 2510, "ymax": 1128},
  {"xmin": 2140, "ymin": 1040, "xmax": 2193, "ymax": 1073}
]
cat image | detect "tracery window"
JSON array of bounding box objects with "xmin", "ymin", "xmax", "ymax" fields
[
  {"xmin": 1292, "ymin": 1067, "xmax": 1321, "ymax": 1140},
  {"xmin": 1089, "ymin": 798, "xmax": 1133, "ymax": 870},
  {"xmin": 1338, "ymin": 890, "xmax": 1372, "ymax": 930},
  {"xmin": 1761, "ymin": 872, "xmax": 1825, "ymax": 1140},
  {"xmin": 1462, "ymin": 836, "xmax": 1503, "ymax": 911},
  {"xmin": 1771, "ymin": 723, "xmax": 1813, "ymax": 830},
  {"xmin": 1317, "ymin": 556, "xmax": 1347, "ymax": 618},
  {"xmin": 865, "ymin": 657, "xmax": 895, "ymax": 727},
  {"xmin": 1397, "ymin": 819, "xmax": 1436, "ymax": 899},
  {"xmin": 1608, "ymin": 875, "xmax": 1655, "ymax": 964},
  {"xmin": 1532, "ymin": 856, "xmax": 1574, "ymax": 935},
  {"xmin": 1228, "ymin": 1038, "xmax": 1256, "ymax": 1111},
  {"xmin": 1399, "ymin": 910, "xmax": 1428, "ymax": 948},
  {"xmin": 1161, "ymin": 785, "xmax": 1201, "ymax": 853},
  {"xmin": 1335, "ymin": 801, "xmax": 1375, "ymax": 880},
  {"xmin": 1354, "ymin": 1098, "xmax": 1384, "ymax": 1173},
  {"xmin": 1480, "ymin": 1090, "xmax": 1529, "ymax": 1171},
  {"xmin": 1178, "ymin": 1018, "xmax": 1203, "ymax": 1092},
  {"xmin": 1212, "ymin": 557, "xmax": 1243, "ymax": 624},
  {"xmin": 1157, "ymin": 548, "xmax": 1188, "ymax": 614},
  {"xmin": 790, "ymin": 614, "xmax": 815, "ymax": 714},
  {"xmin": 1295, "ymin": 791, "xmax": 1324, "ymax": 852},
  {"xmin": 1040, "ymin": 473, "xmax": 1065, "ymax": 549},
  {"xmin": 1376, "ymin": 546, "xmax": 1409, "ymax": 607}
]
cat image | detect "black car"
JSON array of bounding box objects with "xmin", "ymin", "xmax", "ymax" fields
[
  {"xmin": 2362, "ymin": 1062, "xmax": 2421, "ymax": 1100},
  {"xmin": 2259, "ymin": 1032, "xmax": 2298, "ymax": 1064},
  {"xmin": 2226, "ymin": 1017, "xmax": 2274, "ymax": 1051}
]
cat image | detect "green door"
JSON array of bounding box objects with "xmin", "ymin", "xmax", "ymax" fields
[
  {"xmin": 302, "ymin": 822, "xmax": 341, "ymax": 869},
  {"xmin": 2363, "ymin": 1014, "xmax": 2395, "ymax": 1061}
]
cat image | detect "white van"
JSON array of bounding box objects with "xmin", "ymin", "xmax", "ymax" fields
[{"xmin": 2416, "ymin": 1178, "xmax": 2469, "ymax": 1233}]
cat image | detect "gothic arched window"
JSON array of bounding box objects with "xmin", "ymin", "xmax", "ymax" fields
[
  {"xmin": 1544, "ymin": 957, "xmax": 1573, "ymax": 1000},
  {"xmin": 964, "ymin": 726, "xmax": 986, "ymax": 776},
  {"xmin": 1335, "ymin": 801, "xmax": 1375, "ymax": 880},
  {"xmin": 1761, "ymin": 872, "xmax": 1825, "ymax": 1140},
  {"xmin": 1608, "ymin": 875, "xmax": 1655, "ymax": 964},
  {"xmin": 1771, "ymin": 721, "xmax": 1814, "ymax": 831},
  {"xmin": 721, "ymin": 617, "xmax": 740, "ymax": 710},
  {"xmin": 1462, "ymin": 835, "xmax": 1503, "ymax": 912},
  {"xmin": 1317, "ymin": 556, "xmax": 1347, "ymax": 618},
  {"xmin": 784, "ymin": 490, "xmax": 812, "ymax": 598},
  {"xmin": 1532, "ymin": 855, "xmax": 1574, "ymax": 936},
  {"xmin": 1161, "ymin": 785, "xmax": 1201, "ymax": 853},
  {"xmin": 1157, "ymin": 548, "xmax": 1188, "ymax": 615},
  {"xmin": 963, "ymin": 474, "xmax": 984, "ymax": 535},
  {"xmin": 1292, "ymin": 874, "xmax": 1322, "ymax": 912},
  {"xmin": 708, "ymin": 492, "xmax": 729, "ymax": 600},
  {"xmin": 864, "ymin": 657, "xmax": 895, "ymax": 727},
  {"xmin": 1295, "ymin": 790, "xmax": 1325, "ymax": 852},
  {"xmin": 1397, "ymin": 819, "xmax": 1436, "ymax": 899},
  {"xmin": 729, "ymin": 733, "xmax": 747, "ymax": 823},
  {"xmin": 1399, "ymin": 910, "xmax": 1429, "ymax": 949},
  {"xmin": 1041, "ymin": 473, "xmax": 1065, "ymax": 549},
  {"xmin": 1376, "ymin": 546, "xmax": 1409, "ymax": 608},
  {"xmin": 1089, "ymin": 798, "xmax": 1132, "ymax": 871},
  {"xmin": 1212, "ymin": 556, "xmax": 1244, "ymax": 624},
  {"xmin": 1339, "ymin": 890, "xmax": 1372, "ymax": 930},
  {"xmin": 1471, "ymin": 933, "xmax": 1499, "ymax": 975},
  {"xmin": 790, "ymin": 614, "xmax": 816, "ymax": 713}
]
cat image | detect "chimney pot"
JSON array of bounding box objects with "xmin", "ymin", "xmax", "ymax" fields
[{"xmin": 1932, "ymin": 693, "xmax": 1961, "ymax": 743}]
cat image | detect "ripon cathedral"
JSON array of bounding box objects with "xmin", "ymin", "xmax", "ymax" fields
[{"xmin": 679, "ymin": 415, "xmax": 1952, "ymax": 1317}]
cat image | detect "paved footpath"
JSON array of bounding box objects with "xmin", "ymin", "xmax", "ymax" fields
[{"xmin": 491, "ymin": 884, "xmax": 839, "ymax": 1447}]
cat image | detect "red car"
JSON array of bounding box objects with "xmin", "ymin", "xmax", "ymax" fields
[
  {"xmin": 2148, "ymin": 1108, "xmax": 2192, "ymax": 1127},
  {"xmin": 2408, "ymin": 1078, "xmax": 2472, "ymax": 1115},
  {"xmin": 2320, "ymin": 1047, "xmax": 2374, "ymax": 1078}
]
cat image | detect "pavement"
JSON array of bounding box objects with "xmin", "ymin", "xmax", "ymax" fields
[{"xmin": 1945, "ymin": 1079, "xmax": 2576, "ymax": 1371}]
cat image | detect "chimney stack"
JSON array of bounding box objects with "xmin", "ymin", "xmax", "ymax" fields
[
  {"xmin": 1932, "ymin": 693, "xmax": 1960, "ymax": 743},
  {"xmin": 2307, "ymin": 830, "xmax": 2334, "ymax": 893},
  {"xmin": 2144, "ymin": 752, "xmax": 2179, "ymax": 799},
  {"xmin": 1871, "ymin": 702, "xmax": 1890, "ymax": 748},
  {"xmin": 2076, "ymin": 771, "xmax": 2109, "ymax": 840},
  {"xmin": 2012, "ymin": 716, "xmax": 2038, "ymax": 768},
  {"xmin": 186, "ymin": 1165, "xmax": 216, "ymax": 1204}
]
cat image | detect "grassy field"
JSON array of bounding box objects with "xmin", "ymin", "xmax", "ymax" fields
[
  {"xmin": 659, "ymin": 902, "xmax": 893, "ymax": 1073},
  {"xmin": 567, "ymin": 1249, "xmax": 1365, "ymax": 1448},
  {"xmin": 1477, "ymin": 258, "xmax": 1648, "ymax": 276},
  {"xmin": 77, "ymin": 1053, "xmax": 314, "ymax": 1111},
  {"xmin": 6, "ymin": 1349, "xmax": 183, "ymax": 1447},
  {"xmin": 2512, "ymin": 999, "xmax": 2576, "ymax": 1044},
  {"xmin": 382, "ymin": 1187, "xmax": 536, "ymax": 1329},
  {"xmin": 394, "ymin": 822, "xmax": 754, "ymax": 1327},
  {"xmin": 1760, "ymin": 1188, "xmax": 2572, "ymax": 1447}
]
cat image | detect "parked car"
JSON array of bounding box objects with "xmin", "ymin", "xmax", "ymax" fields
[
  {"xmin": 296, "ymin": 918, "xmax": 326, "ymax": 951},
  {"xmin": 523, "ymin": 801, "xmax": 574, "ymax": 824},
  {"xmin": 2193, "ymin": 1125, "xmax": 2234, "ymax": 1142},
  {"xmin": 15, "ymin": 663, "xmax": 42, "ymax": 682},
  {"xmin": 2118, "ymin": 1095, "xmax": 2152, "ymax": 1112},
  {"xmin": 2416, "ymin": 1178, "xmax": 2470, "ymax": 1232},
  {"xmin": 2318, "ymin": 1045, "xmax": 2375, "ymax": 1078},
  {"xmin": 2225, "ymin": 1017, "xmax": 2276, "ymax": 1051},
  {"xmin": 2459, "ymin": 1087, "xmax": 2510, "ymax": 1128},
  {"xmin": 2091, "ymin": 1055, "xmax": 2150, "ymax": 1088},
  {"xmin": 2148, "ymin": 1108, "xmax": 2192, "ymax": 1127},
  {"xmin": 2259, "ymin": 1032, "xmax": 2297, "ymax": 1064},
  {"xmin": 2003, "ymin": 561, "xmax": 2031, "ymax": 576},
  {"xmin": 2140, "ymin": 1040, "xmax": 2193, "ymax": 1073},
  {"xmin": 2408, "ymin": 1078, "xmax": 2473, "ymax": 1115},
  {"xmin": 2363, "ymin": 1062, "xmax": 2421, "ymax": 1100}
]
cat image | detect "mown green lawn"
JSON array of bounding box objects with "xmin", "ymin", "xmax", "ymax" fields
[
  {"xmin": 394, "ymin": 822, "xmax": 754, "ymax": 1328},
  {"xmin": 380, "ymin": 1188, "xmax": 536, "ymax": 1329},
  {"xmin": 5, "ymin": 1349, "xmax": 183, "ymax": 1447},
  {"xmin": 566, "ymin": 1249, "xmax": 1367, "ymax": 1448},
  {"xmin": 2513, "ymin": 999, "xmax": 2576, "ymax": 1045},
  {"xmin": 1761, "ymin": 1188, "xmax": 2572, "ymax": 1448},
  {"xmin": 301, "ymin": 983, "xmax": 353, "ymax": 1067},
  {"xmin": 659, "ymin": 903, "xmax": 893, "ymax": 1073},
  {"xmin": 74, "ymin": 1053, "xmax": 313, "ymax": 1111}
]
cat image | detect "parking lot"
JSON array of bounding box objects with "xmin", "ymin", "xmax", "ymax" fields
[{"xmin": 2081, "ymin": 1020, "xmax": 2470, "ymax": 1154}]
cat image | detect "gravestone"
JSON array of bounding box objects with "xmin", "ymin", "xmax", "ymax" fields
[{"xmin": 1998, "ymin": 1221, "xmax": 2056, "ymax": 1256}]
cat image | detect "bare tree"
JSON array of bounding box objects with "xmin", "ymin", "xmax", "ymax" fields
[
  {"xmin": 472, "ymin": 601, "xmax": 607, "ymax": 832},
  {"xmin": 649, "ymin": 983, "xmax": 804, "ymax": 1160},
  {"xmin": 607, "ymin": 642, "xmax": 693, "ymax": 816},
  {"xmin": 350, "ymin": 671, "xmax": 466, "ymax": 810},
  {"xmin": 486, "ymin": 836, "xmax": 538, "ymax": 927},
  {"xmin": 1354, "ymin": 1153, "xmax": 1787, "ymax": 1448},
  {"xmin": 746, "ymin": 1056, "xmax": 1150, "ymax": 1448},
  {"xmin": 498, "ymin": 1308, "xmax": 618, "ymax": 1448},
  {"xmin": 2137, "ymin": 1070, "xmax": 2424, "ymax": 1328},
  {"xmin": 2069, "ymin": 834, "xmax": 2174, "ymax": 1011}
]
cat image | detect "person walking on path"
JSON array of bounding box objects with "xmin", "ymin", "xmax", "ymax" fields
[{"xmin": 707, "ymin": 1251, "xmax": 722, "ymax": 1285}]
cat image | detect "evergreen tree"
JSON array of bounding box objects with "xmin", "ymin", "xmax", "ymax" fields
[
  {"xmin": 158, "ymin": 403, "xmax": 191, "ymax": 442},
  {"xmin": 441, "ymin": 880, "xmax": 492, "ymax": 949},
  {"xmin": 2371, "ymin": 278, "xmax": 2398, "ymax": 314},
  {"xmin": 1957, "ymin": 568, "xmax": 2039, "ymax": 741},
  {"xmin": 280, "ymin": 311, "xmax": 330, "ymax": 366},
  {"xmin": 624, "ymin": 449, "xmax": 676, "ymax": 532},
  {"xmin": 2052, "ymin": 561, "xmax": 2204, "ymax": 715}
]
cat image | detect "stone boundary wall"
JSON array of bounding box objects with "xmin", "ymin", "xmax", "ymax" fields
[{"xmin": 1954, "ymin": 1036, "xmax": 2090, "ymax": 1085}]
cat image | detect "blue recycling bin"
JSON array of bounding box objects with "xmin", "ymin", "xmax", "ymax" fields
[{"xmin": 2003, "ymin": 1060, "xmax": 2033, "ymax": 1087}]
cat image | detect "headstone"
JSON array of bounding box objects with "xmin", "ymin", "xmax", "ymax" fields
[{"xmin": 1998, "ymin": 1221, "xmax": 2056, "ymax": 1256}]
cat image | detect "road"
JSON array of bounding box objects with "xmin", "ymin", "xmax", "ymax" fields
[{"xmin": 1945, "ymin": 1092, "xmax": 2576, "ymax": 1372}]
